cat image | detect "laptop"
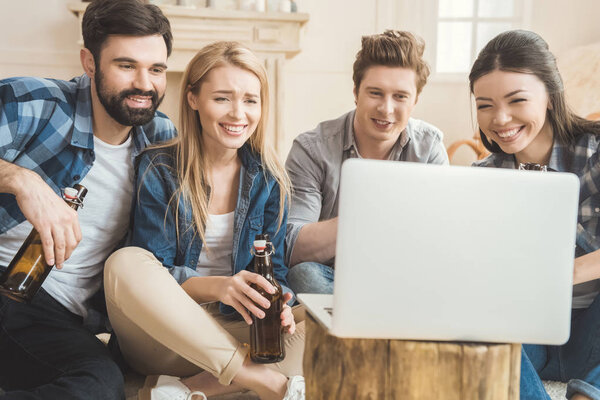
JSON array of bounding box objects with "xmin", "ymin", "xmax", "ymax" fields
[{"xmin": 297, "ymin": 159, "xmax": 579, "ymax": 345}]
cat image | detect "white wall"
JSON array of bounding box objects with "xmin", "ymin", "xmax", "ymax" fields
[
  {"xmin": 1, "ymin": 0, "xmax": 599, "ymax": 166},
  {"xmin": 0, "ymin": 1, "xmax": 81, "ymax": 79},
  {"xmin": 280, "ymin": 0, "xmax": 377, "ymax": 156}
]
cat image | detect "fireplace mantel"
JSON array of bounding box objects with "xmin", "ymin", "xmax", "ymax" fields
[{"xmin": 68, "ymin": 2, "xmax": 309, "ymax": 150}]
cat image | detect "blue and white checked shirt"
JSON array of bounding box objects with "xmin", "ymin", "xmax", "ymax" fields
[
  {"xmin": 0, "ymin": 74, "xmax": 177, "ymax": 234},
  {"xmin": 473, "ymin": 133, "xmax": 600, "ymax": 308}
]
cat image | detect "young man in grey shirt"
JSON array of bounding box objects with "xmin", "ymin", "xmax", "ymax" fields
[{"xmin": 285, "ymin": 30, "xmax": 449, "ymax": 295}]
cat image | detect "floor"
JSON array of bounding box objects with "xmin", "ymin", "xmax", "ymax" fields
[
  {"xmin": 123, "ymin": 369, "xmax": 260, "ymax": 400},
  {"xmin": 121, "ymin": 368, "xmax": 567, "ymax": 400},
  {"xmin": 0, "ymin": 381, "xmax": 567, "ymax": 399}
]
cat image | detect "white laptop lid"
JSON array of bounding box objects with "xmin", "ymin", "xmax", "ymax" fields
[{"xmin": 327, "ymin": 159, "xmax": 578, "ymax": 344}]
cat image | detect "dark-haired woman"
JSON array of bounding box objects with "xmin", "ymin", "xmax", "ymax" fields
[{"xmin": 471, "ymin": 30, "xmax": 600, "ymax": 400}]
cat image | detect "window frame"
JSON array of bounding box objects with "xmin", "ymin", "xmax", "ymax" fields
[{"xmin": 378, "ymin": 0, "xmax": 532, "ymax": 82}]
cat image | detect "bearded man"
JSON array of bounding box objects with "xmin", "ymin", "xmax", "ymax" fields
[{"xmin": 0, "ymin": 1, "xmax": 176, "ymax": 398}]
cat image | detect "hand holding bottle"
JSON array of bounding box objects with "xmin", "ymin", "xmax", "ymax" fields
[
  {"xmin": 11, "ymin": 167, "xmax": 82, "ymax": 268},
  {"xmin": 0, "ymin": 184, "xmax": 87, "ymax": 302},
  {"xmin": 217, "ymin": 270, "xmax": 276, "ymax": 325}
]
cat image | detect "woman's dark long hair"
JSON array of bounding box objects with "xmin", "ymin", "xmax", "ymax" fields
[{"xmin": 469, "ymin": 30, "xmax": 600, "ymax": 153}]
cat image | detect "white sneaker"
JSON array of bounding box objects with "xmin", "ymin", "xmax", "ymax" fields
[
  {"xmin": 138, "ymin": 375, "xmax": 207, "ymax": 400},
  {"xmin": 283, "ymin": 375, "xmax": 305, "ymax": 400}
]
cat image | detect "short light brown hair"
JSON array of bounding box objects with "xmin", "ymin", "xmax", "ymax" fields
[{"xmin": 353, "ymin": 30, "xmax": 430, "ymax": 95}]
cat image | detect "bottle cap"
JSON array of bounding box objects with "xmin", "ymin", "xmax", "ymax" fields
[
  {"xmin": 253, "ymin": 240, "xmax": 267, "ymax": 251},
  {"xmin": 73, "ymin": 184, "xmax": 88, "ymax": 201},
  {"xmin": 63, "ymin": 187, "xmax": 79, "ymax": 199}
]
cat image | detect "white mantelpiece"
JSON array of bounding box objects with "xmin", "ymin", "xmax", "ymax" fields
[{"xmin": 68, "ymin": 2, "xmax": 309, "ymax": 150}]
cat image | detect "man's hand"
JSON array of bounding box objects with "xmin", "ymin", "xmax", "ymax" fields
[{"xmin": 7, "ymin": 166, "xmax": 81, "ymax": 268}]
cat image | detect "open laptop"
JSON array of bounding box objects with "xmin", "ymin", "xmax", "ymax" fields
[{"xmin": 297, "ymin": 159, "xmax": 579, "ymax": 345}]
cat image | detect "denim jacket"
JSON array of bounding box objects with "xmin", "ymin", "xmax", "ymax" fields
[{"xmin": 131, "ymin": 143, "xmax": 290, "ymax": 315}]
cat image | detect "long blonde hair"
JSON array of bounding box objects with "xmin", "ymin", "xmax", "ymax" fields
[{"xmin": 150, "ymin": 41, "xmax": 291, "ymax": 244}]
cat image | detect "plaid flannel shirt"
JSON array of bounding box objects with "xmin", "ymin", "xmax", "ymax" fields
[
  {"xmin": 473, "ymin": 133, "xmax": 600, "ymax": 255},
  {"xmin": 473, "ymin": 133, "xmax": 600, "ymax": 308},
  {"xmin": 0, "ymin": 74, "xmax": 176, "ymax": 234}
]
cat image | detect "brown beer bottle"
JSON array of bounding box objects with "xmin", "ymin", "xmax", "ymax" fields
[
  {"xmin": 0, "ymin": 184, "xmax": 87, "ymax": 303},
  {"xmin": 249, "ymin": 234, "xmax": 285, "ymax": 363}
]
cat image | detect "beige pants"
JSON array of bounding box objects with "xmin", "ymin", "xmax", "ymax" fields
[{"xmin": 104, "ymin": 247, "xmax": 305, "ymax": 386}]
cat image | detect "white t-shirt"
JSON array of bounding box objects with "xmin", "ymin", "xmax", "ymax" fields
[
  {"xmin": 0, "ymin": 135, "xmax": 134, "ymax": 317},
  {"xmin": 196, "ymin": 211, "xmax": 234, "ymax": 277}
]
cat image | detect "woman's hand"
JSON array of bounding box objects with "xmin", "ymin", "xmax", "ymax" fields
[
  {"xmin": 280, "ymin": 292, "xmax": 296, "ymax": 335},
  {"xmin": 217, "ymin": 270, "xmax": 276, "ymax": 324}
]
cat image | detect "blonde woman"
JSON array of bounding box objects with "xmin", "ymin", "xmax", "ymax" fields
[{"xmin": 103, "ymin": 42, "xmax": 305, "ymax": 400}]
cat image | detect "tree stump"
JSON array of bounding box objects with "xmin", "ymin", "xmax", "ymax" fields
[{"xmin": 303, "ymin": 314, "xmax": 521, "ymax": 400}]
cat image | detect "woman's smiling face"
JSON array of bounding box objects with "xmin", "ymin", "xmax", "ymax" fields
[
  {"xmin": 474, "ymin": 69, "xmax": 553, "ymax": 159},
  {"xmin": 187, "ymin": 64, "xmax": 262, "ymax": 154}
]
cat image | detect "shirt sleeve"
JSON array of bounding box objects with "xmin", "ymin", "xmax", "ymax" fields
[
  {"xmin": 0, "ymin": 78, "xmax": 63, "ymax": 162},
  {"xmin": 579, "ymin": 139, "xmax": 600, "ymax": 203},
  {"xmin": 131, "ymin": 152, "xmax": 201, "ymax": 284},
  {"xmin": 284, "ymin": 135, "xmax": 325, "ymax": 265},
  {"xmin": 0, "ymin": 82, "xmax": 21, "ymax": 160},
  {"xmin": 427, "ymin": 132, "xmax": 450, "ymax": 165}
]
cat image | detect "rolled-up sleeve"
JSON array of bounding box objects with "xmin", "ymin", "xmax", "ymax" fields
[
  {"xmin": 425, "ymin": 127, "xmax": 449, "ymax": 165},
  {"xmin": 285, "ymin": 136, "xmax": 324, "ymax": 265},
  {"xmin": 428, "ymin": 135, "xmax": 449, "ymax": 165}
]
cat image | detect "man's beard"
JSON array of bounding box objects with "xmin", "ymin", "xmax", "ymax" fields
[{"xmin": 94, "ymin": 68, "xmax": 165, "ymax": 127}]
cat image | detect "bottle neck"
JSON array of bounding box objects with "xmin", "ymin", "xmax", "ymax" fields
[
  {"xmin": 255, "ymin": 252, "xmax": 274, "ymax": 277},
  {"xmin": 64, "ymin": 198, "xmax": 82, "ymax": 211}
]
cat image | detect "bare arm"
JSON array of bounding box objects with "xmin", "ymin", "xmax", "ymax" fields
[
  {"xmin": 0, "ymin": 159, "xmax": 81, "ymax": 267},
  {"xmin": 289, "ymin": 217, "xmax": 338, "ymax": 266},
  {"xmin": 573, "ymin": 249, "xmax": 600, "ymax": 285}
]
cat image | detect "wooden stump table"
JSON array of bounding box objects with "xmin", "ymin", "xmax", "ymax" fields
[{"xmin": 303, "ymin": 314, "xmax": 521, "ymax": 400}]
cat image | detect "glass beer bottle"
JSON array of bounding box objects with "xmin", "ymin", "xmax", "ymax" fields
[
  {"xmin": 249, "ymin": 234, "xmax": 285, "ymax": 363},
  {"xmin": 0, "ymin": 184, "xmax": 87, "ymax": 302}
]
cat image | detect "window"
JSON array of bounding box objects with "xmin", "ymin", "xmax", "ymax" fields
[
  {"xmin": 435, "ymin": 0, "xmax": 530, "ymax": 74},
  {"xmin": 383, "ymin": 0, "xmax": 531, "ymax": 79}
]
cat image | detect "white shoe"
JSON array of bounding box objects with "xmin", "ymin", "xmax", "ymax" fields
[
  {"xmin": 138, "ymin": 375, "xmax": 207, "ymax": 400},
  {"xmin": 283, "ymin": 375, "xmax": 305, "ymax": 400}
]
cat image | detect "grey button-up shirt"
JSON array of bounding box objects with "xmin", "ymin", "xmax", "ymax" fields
[{"xmin": 285, "ymin": 109, "xmax": 449, "ymax": 266}]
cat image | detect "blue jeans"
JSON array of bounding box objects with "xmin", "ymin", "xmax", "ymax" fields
[
  {"xmin": 520, "ymin": 292, "xmax": 600, "ymax": 400},
  {"xmin": 0, "ymin": 286, "xmax": 124, "ymax": 400},
  {"xmin": 287, "ymin": 262, "xmax": 334, "ymax": 295}
]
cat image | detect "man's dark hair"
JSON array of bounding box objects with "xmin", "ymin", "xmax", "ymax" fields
[{"xmin": 82, "ymin": 0, "xmax": 173, "ymax": 63}]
